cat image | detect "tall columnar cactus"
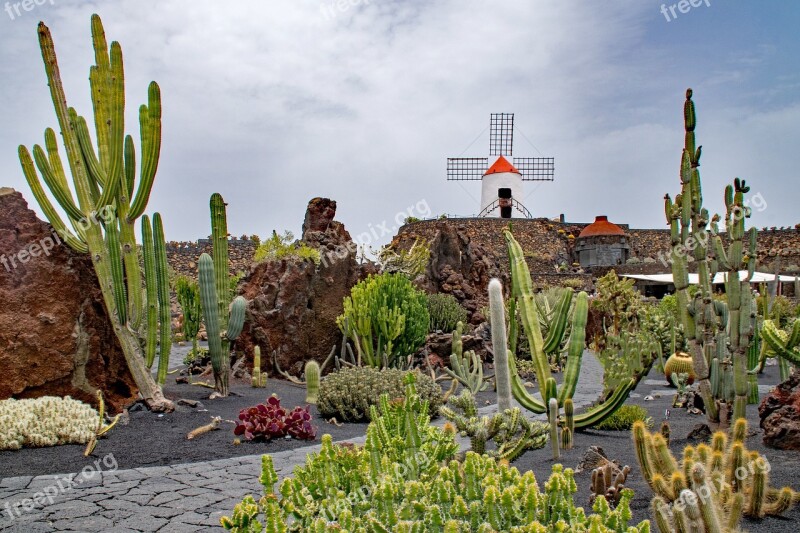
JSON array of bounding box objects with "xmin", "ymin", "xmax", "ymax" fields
[
  {"xmin": 503, "ymin": 230, "xmax": 634, "ymax": 429},
  {"xmin": 153, "ymin": 213, "xmax": 172, "ymax": 385},
  {"xmin": 664, "ymin": 89, "xmax": 718, "ymax": 422},
  {"xmin": 18, "ymin": 15, "xmax": 172, "ymax": 411},
  {"xmin": 562, "ymin": 398, "xmax": 574, "ymax": 450},
  {"xmin": 305, "ymin": 361, "xmax": 320, "ymax": 404},
  {"xmin": 548, "ymin": 398, "xmax": 560, "ymax": 460},
  {"xmin": 710, "ymin": 178, "xmax": 758, "ymax": 421},
  {"xmin": 665, "ymin": 89, "xmax": 761, "ymax": 424},
  {"xmin": 488, "ymin": 279, "xmax": 513, "ymax": 412},
  {"xmin": 198, "ymin": 193, "xmax": 247, "ymax": 396}
]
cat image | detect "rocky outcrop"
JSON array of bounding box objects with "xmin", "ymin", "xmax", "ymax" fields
[
  {"xmin": 236, "ymin": 198, "xmax": 376, "ymax": 375},
  {"xmin": 0, "ymin": 188, "xmax": 136, "ymax": 412},
  {"xmin": 759, "ymin": 373, "xmax": 800, "ymax": 450}
]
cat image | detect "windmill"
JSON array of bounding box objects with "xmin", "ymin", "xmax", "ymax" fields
[{"xmin": 447, "ymin": 113, "xmax": 554, "ymax": 218}]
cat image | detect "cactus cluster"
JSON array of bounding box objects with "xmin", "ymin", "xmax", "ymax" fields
[
  {"xmin": 664, "ymin": 89, "xmax": 760, "ymax": 423},
  {"xmin": 427, "ymin": 293, "xmax": 468, "ymax": 333},
  {"xmin": 198, "ymin": 193, "xmax": 247, "ymax": 397},
  {"xmin": 441, "ymin": 321, "xmax": 488, "ymax": 396},
  {"xmin": 440, "ymin": 390, "xmax": 548, "ymax": 461},
  {"xmin": 18, "ymin": 14, "xmax": 172, "ymax": 411},
  {"xmin": 496, "ymin": 233, "xmax": 637, "ymax": 430},
  {"xmin": 591, "ymin": 463, "xmax": 631, "ymax": 508},
  {"xmin": 634, "ymin": 418, "xmax": 796, "ymax": 531},
  {"xmin": 337, "ymin": 273, "xmax": 429, "ymax": 369},
  {"xmin": 0, "ymin": 397, "xmax": 103, "ymax": 450},
  {"xmin": 598, "ymin": 330, "xmax": 661, "ymax": 399},
  {"xmin": 221, "ymin": 376, "xmax": 649, "ymax": 532},
  {"xmin": 317, "ymin": 366, "xmax": 442, "ymax": 422}
]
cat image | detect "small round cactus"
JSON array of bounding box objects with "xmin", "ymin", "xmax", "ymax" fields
[{"xmin": 664, "ymin": 352, "xmax": 695, "ymax": 385}]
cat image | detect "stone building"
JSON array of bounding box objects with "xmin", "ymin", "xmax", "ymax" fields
[{"xmin": 574, "ymin": 216, "xmax": 630, "ymax": 268}]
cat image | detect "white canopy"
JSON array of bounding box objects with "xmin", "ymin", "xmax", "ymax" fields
[{"xmin": 622, "ymin": 271, "xmax": 798, "ymax": 285}]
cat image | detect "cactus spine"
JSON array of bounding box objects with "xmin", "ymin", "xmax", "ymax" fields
[
  {"xmin": 198, "ymin": 193, "xmax": 247, "ymax": 397},
  {"xmin": 305, "ymin": 361, "xmax": 320, "ymax": 404},
  {"xmin": 251, "ymin": 346, "xmax": 267, "ymax": 388},
  {"xmin": 488, "ymin": 279, "xmax": 512, "ymax": 412},
  {"xmin": 548, "ymin": 398, "xmax": 559, "ymax": 460},
  {"xmin": 18, "ymin": 15, "xmax": 172, "ymax": 411}
]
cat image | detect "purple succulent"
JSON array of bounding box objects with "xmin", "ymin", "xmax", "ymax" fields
[{"xmin": 233, "ymin": 396, "xmax": 316, "ymax": 441}]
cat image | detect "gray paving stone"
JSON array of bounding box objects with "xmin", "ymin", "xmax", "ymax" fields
[
  {"xmin": 111, "ymin": 513, "xmax": 168, "ymax": 532},
  {"xmin": 156, "ymin": 523, "xmax": 205, "ymax": 533},
  {"xmin": 0, "ymin": 477, "xmax": 31, "ymax": 491},
  {"xmin": 49, "ymin": 514, "xmax": 113, "ymax": 531},
  {"xmin": 147, "ymin": 492, "xmax": 183, "ymax": 506},
  {"xmin": 42, "ymin": 500, "xmax": 100, "ymax": 520}
]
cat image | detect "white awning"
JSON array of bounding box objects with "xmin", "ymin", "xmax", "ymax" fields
[{"xmin": 622, "ymin": 271, "xmax": 798, "ymax": 285}]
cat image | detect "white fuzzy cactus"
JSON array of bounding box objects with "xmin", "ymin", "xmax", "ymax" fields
[{"xmin": 0, "ymin": 396, "xmax": 99, "ymax": 450}]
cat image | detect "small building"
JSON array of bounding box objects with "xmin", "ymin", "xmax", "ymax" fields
[{"xmin": 575, "ymin": 216, "xmax": 629, "ymax": 268}]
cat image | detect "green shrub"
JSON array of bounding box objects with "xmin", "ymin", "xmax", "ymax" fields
[
  {"xmin": 222, "ymin": 378, "xmax": 649, "ymax": 531},
  {"xmin": 427, "ymin": 293, "xmax": 468, "ymax": 333},
  {"xmin": 337, "ymin": 273, "xmax": 429, "ymax": 368},
  {"xmin": 591, "ymin": 404, "xmax": 653, "ymax": 431},
  {"xmin": 317, "ymin": 366, "xmax": 442, "ymax": 422},
  {"xmin": 253, "ymin": 230, "xmax": 321, "ymax": 265},
  {"xmin": 377, "ymin": 238, "xmax": 430, "ymax": 279}
]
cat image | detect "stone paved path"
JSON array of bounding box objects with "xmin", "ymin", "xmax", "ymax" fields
[{"xmin": 0, "ymin": 353, "xmax": 603, "ymax": 532}]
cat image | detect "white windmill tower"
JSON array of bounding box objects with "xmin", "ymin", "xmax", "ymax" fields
[{"xmin": 447, "ymin": 113, "xmax": 554, "ymax": 218}]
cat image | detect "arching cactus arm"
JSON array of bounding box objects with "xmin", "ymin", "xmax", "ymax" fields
[{"xmin": 573, "ymin": 378, "xmax": 635, "ymax": 429}]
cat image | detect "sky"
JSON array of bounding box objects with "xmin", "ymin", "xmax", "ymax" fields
[{"xmin": 1, "ymin": 0, "xmax": 798, "ymax": 247}]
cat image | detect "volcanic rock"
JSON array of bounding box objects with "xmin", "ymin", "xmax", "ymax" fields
[
  {"xmin": 759, "ymin": 373, "xmax": 800, "ymax": 450},
  {"xmin": 0, "ymin": 188, "xmax": 136, "ymax": 412},
  {"xmin": 236, "ymin": 198, "xmax": 375, "ymax": 375}
]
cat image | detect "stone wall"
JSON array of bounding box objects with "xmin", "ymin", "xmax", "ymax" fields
[{"xmin": 167, "ymin": 239, "xmax": 257, "ymax": 281}]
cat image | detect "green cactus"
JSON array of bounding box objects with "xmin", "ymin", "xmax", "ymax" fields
[
  {"xmin": 563, "ymin": 398, "xmax": 574, "ymax": 450},
  {"xmin": 305, "ymin": 361, "xmax": 320, "ymax": 404},
  {"xmin": 442, "ymin": 322, "xmax": 487, "ymax": 395},
  {"xmin": 176, "ymin": 276, "xmax": 202, "ymax": 360},
  {"xmin": 633, "ymin": 418, "xmax": 796, "ymax": 526},
  {"xmin": 666, "ymin": 89, "xmax": 761, "ymax": 424},
  {"xmin": 488, "ymin": 279, "xmax": 513, "ymax": 411},
  {"xmin": 440, "ymin": 390, "xmax": 548, "ymax": 461},
  {"xmin": 502, "ymin": 231, "xmax": 635, "ymax": 429},
  {"xmin": 198, "ymin": 193, "xmax": 247, "ymax": 397},
  {"xmin": 18, "ymin": 15, "xmax": 172, "ymax": 411},
  {"xmin": 153, "ymin": 213, "xmax": 172, "ymax": 385},
  {"xmin": 251, "ymin": 346, "xmax": 267, "ymax": 388},
  {"xmin": 548, "ymin": 398, "xmax": 560, "ymax": 460}
]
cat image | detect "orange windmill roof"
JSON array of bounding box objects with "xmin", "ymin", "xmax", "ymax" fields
[{"xmin": 484, "ymin": 155, "xmax": 520, "ymax": 176}]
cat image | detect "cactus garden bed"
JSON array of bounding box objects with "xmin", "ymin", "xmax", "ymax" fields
[{"xmin": 0, "ymin": 372, "xmax": 368, "ymax": 479}]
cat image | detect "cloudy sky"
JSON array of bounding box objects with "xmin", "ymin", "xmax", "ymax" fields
[{"xmin": 1, "ymin": 1, "xmax": 798, "ymax": 246}]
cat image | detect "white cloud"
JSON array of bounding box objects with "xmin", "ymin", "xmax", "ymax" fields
[{"xmin": 0, "ymin": 0, "xmax": 797, "ymax": 244}]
